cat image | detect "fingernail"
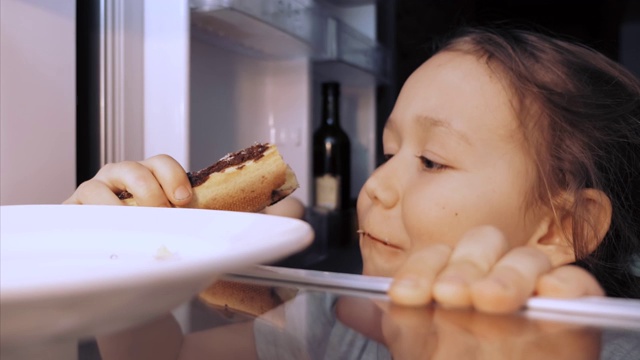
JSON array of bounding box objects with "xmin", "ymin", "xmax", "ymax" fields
[
  {"xmin": 433, "ymin": 276, "xmax": 467, "ymax": 294},
  {"xmin": 174, "ymin": 186, "xmax": 191, "ymax": 201},
  {"xmin": 432, "ymin": 276, "xmax": 469, "ymax": 306},
  {"xmin": 389, "ymin": 276, "xmax": 431, "ymax": 306}
]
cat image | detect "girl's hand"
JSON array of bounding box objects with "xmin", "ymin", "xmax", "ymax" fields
[
  {"xmin": 388, "ymin": 226, "xmax": 605, "ymax": 313},
  {"xmin": 63, "ymin": 155, "xmax": 192, "ymax": 208}
]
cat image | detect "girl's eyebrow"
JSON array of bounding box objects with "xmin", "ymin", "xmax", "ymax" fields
[
  {"xmin": 386, "ymin": 115, "xmax": 472, "ymax": 146},
  {"xmin": 416, "ymin": 115, "xmax": 472, "ymax": 146}
]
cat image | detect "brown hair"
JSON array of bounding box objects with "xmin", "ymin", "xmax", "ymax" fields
[{"xmin": 438, "ymin": 26, "xmax": 640, "ymax": 298}]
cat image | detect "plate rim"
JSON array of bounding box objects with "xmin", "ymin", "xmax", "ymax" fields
[{"xmin": 0, "ymin": 204, "xmax": 314, "ymax": 303}]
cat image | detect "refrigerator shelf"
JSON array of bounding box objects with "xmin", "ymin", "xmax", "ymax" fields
[
  {"xmin": 189, "ymin": 0, "xmax": 388, "ymax": 81},
  {"xmin": 319, "ymin": 0, "xmax": 377, "ymax": 7},
  {"xmin": 314, "ymin": 15, "xmax": 388, "ymax": 84},
  {"xmin": 190, "ymin": 0, "xmax": 317, "ymax": 59}
]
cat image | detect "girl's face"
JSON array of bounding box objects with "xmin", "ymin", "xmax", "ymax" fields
[{"xmin": 357, "ymin": 51, "xmax": 546, "ymax": 277}]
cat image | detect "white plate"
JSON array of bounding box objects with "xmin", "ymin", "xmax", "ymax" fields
[{"xmin": 0, "ymin": 204, "xmax": 313, "ymax": 347}]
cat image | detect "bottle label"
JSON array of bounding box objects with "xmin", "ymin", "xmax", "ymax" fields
[{"xmin": 315, "ymin": 174, "xmax": 340, "ymax": 210}]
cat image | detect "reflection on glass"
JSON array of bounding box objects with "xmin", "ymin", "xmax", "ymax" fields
[{"xmin": 184, "ymin": 284, "xmax": 640, "ymax": 360}]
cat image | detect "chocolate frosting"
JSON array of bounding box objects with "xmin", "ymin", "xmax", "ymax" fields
[
  {"xmin": 188, "ymin": 143, "xmax": 269, "ymax": 187},
  {"xmin": 118, "ymin": 143, "xmax": 269, "ymax": 200}
]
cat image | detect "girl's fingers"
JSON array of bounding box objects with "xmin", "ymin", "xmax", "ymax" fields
[
  {"xmin": 139, "ymin": 155, "xmax": 192, "ymax": 206},
  {"xmin": 536, "ymin": 265, "xmax": 605, "ymax": 298},
  {"xmin": 432, "ymin": 226, "xmax": 510, "ymax": 308},
  {"xmin": 93, "ymin": 161, "xmax": 171, "ymax": 208},
  {"xmin": 388, "ymin": 225, "xmax": 603, "ymax": 313},
  {"xmin": 388, "ymin": 244, "xmax": 452, "ymax": 306},
  {"xmin": 63, "ymin": 154, "xmax": 191, "ymax": 207},
  {"xmin": 470, "ymin": 247, "xmax": 553, "ymax": 313},
  {"xmin": 63, "ymin": 179, "xmax": 123, "ymax": 205}
]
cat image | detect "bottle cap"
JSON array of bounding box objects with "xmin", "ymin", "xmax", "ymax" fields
[{"xmin": 322, "ymin": 82, "xmax": 340, "ymax": 98}]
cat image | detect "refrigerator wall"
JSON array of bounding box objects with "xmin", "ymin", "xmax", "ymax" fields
[{"xmin": 187, "ymin": 0, "xmax": 388, "ymax": 206}]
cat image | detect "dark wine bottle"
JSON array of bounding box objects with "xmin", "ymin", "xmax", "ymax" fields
[{"xmin": 313, "ymin": 82, "xmax": 351, "ymax": 211}]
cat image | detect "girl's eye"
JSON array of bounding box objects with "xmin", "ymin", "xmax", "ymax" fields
[{"xmin": 418, "ymin": 156, "xmax": 447, "ymax": 171}]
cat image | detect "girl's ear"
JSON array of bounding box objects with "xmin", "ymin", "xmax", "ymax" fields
[{"xmin": 527, "ymin": 189, "xmax": 612, "ymax": 267}]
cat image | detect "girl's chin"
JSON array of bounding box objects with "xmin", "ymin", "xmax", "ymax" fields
[
  {"xmin": 359, "ymin": 236, "xmax": 406, "ymax": 277},
  {"xmin": 361, "ymin": 254, "xmax": 402, "ymax": 277},
  {"xmin": 362, "ymin": 263, "xmax": 397, "ymax": 278}
]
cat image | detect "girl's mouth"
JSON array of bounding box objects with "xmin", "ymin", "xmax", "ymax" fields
[{"xmin": 357, "ymin": 230, "xmax": 402, "ymax": 250}]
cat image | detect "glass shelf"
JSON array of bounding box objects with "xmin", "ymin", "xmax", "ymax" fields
[
  {"xmin": 190, "ymin": 0, "xmax": 317, "ymax": 59},
  {"xmin": 314, "ymin": 15, "xmax": 388, "ymax": 83},
  {"xmin": 318, "ymin": 0, "xmax": 377, "ymax": 7},
  {"xmin": 189, "ymin": 0, "xmax": 388, "ymax": 81}
]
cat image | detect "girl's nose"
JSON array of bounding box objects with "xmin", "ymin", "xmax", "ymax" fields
[{"xmin": 362, "ymin": 160, "xmax": 399, "ymax": 209}]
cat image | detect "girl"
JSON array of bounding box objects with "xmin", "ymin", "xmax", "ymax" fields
[{"xmin": 67, "ymin": 26, "xmax": 640, "ymax": 358}]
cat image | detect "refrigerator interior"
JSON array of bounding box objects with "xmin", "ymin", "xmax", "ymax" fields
[{"xmin": 188, "ymin": 0, "xmax": 389, "ymax": 206}]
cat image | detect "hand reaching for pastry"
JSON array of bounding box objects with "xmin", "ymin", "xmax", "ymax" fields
[{"xmin": 64, "ymin": 155, "xmax": 192, "ymax": 207}]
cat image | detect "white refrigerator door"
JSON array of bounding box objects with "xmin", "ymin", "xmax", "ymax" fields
[
  {"xmin": 142, "ymin": 0, "xmax": 191, "ymax": 168},
  {"xmin": 0, "ymin": 0, "xmax": 76, "ymax": 205},
  {"xmin": 0, "ymin": 0, "xmax": 191, "ymax": 206},
  {"xmin": 99, "ymin": 0, "xmax": 190, "ymax": 168}
]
